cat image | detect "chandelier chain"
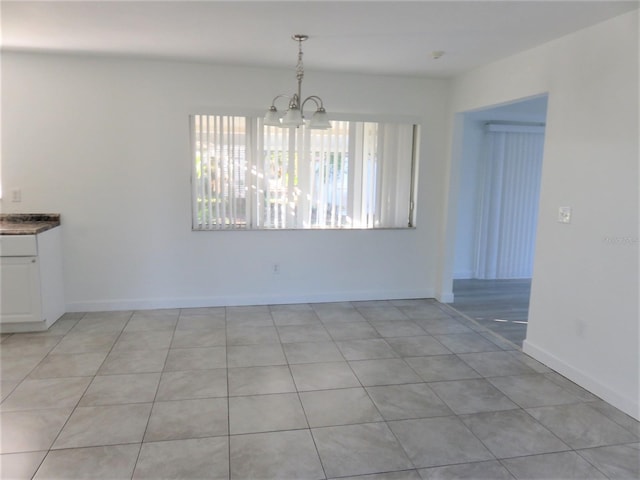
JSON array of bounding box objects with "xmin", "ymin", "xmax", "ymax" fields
[{"xmin": 296, "ymin": 38, "xmax": 305, "ymax": 82}]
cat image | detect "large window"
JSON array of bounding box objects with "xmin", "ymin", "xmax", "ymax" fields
[{"xmin": 191, "ymin": 115, "xmax": 418, "ymax": 230}]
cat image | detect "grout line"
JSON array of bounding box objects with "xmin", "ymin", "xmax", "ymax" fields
[{"xmin": 224, "ymin": 306, "xmax": 231, "ymax": 480}]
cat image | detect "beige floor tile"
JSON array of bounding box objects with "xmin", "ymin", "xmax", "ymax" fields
[
  {"xmin": 0, "ymin": 377, "xmax": 91, "ymax": 412},
  {"xmin": 134, "ymin": 437, "xmax": 228, "ymax": 480},
  {"xmin": 229, "ymin": 393, "xmax": 307, "ymax": 434},
  {"xmin": 34, "ymin": 444, "xmax": 140, "ymax": 480},
  {"xmin": 156, "ymin": 369, "xmax": 227, "ymax": 400},
  {"xmin": 0, "ymin": 451, "xmax": 48, "ymax": 480},
  {"xmin": 0, "ymin": 408, "xmax": 72, "ymax": 454},
  {"xmin": 144, "ymin": 397, "xmax": 228, "ymax": 441},
  {"xmin": 53, "ymin": 404, "xmax": 152, "ymax": 449},
  {"xmin": 79, "ymin": 373, "xmax": 160, "ymax": 406},
  {"xmin": 230, "ymin": 429, "xmax": 323, "ymax": 480},
  {"xmin": 29, "ymin": 352, "xmax": 108, "ymax": 379}
]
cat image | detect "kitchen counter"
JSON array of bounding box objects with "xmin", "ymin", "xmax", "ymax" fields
[{"xmin": 0, "ymin": 214, "xmax": 61, "ymax": 235}]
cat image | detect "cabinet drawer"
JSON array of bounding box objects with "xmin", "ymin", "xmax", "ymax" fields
[{"xmin": 0, "ymin": 235, "xmax": 38, "ymax": 256}]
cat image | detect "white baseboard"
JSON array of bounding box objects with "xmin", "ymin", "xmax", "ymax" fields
[
  {"xmin": 437, "ymin": 291, "xmax": 455, "ymax": 303},
  {"xmin": 523, "ymin": 340, "xmax": 639, "ymax": 421},
  {"xmin": 66, "ymin": 288, "xmax": 437, "ymax": 312}
]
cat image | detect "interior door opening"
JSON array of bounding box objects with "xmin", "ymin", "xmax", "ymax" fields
[{"xmin": 449, "ymin": 95, "xmax": 548, "ymax": 347}]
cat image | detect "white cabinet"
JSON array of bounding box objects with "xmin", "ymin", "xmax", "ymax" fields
[
  {"xmin": 1, "ymin": 256, "xmax": 42, "ymax": 324},
  {"xmin": 0, "ymin": 228, "xmax": 65, "ymax": 332}
]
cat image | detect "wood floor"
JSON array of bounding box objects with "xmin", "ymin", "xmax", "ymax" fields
[{"xmin": 450, "ymin": 279, "xmax": 531, "ymax": 347}]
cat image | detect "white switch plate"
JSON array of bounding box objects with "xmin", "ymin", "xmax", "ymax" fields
[{"xmin": 558, "ymin": 206, "xmax": 571, "ymax": 223}]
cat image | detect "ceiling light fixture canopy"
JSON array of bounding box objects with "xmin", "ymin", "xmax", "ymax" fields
[{"xmin": 264, "ymin": 34, "xmax": 331, "ymax": 130}]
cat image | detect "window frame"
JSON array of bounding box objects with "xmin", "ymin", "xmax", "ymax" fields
[{"xmin": 189, "ymin": 111, "xmax": 420, "ymax": 232}]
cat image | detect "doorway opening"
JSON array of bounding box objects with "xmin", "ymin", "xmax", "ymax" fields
[{"xmin": 450, "ymin": 95, "xmax": 548, "ymax": 347}]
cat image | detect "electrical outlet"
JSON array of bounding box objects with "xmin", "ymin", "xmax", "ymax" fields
[
  {"xmin": 11, "ymin": 188, "xmax": 22, "ymax": 203},
  {"xmin": 272, "ymin": 263, "xmax": 280, "ymax": 274},
  {"xmin": 558, "ymin": 206, "xmax": 571, "ymax": 224}
]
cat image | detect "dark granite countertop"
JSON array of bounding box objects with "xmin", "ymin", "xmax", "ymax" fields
[{"xmin": 0, "ymin": 214, "xmax": 61, "ymax": 235}]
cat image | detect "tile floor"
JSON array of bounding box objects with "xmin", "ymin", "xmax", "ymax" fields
[
  {"xmin": 1, "ymin": 300, "xmax": 638, "ymax": 479},
  {"xmin": 452, "ymin": 279, "xmax": 532, "ymax": 347}
]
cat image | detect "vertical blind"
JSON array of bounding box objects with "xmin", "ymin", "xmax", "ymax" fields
[
  {"xmin": 192, "ymin": 115, "xmax": 249, "ymax": 229},
  {"xmin": 475, "ymin": 124, "xmax": 545, "ymax": 279},
  {"xmin": 191, "ymin": 115, "xmax": 417, "ymax": 230}
]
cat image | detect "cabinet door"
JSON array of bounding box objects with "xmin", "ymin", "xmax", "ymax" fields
[{"xmin": 0, "ymin": 257, "xmax": 42, "ymax": 323}]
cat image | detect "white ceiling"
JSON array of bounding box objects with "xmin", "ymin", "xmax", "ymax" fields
[{"xmin": 3, "ymin": 1, "xmax": 638, "ymax": 77}]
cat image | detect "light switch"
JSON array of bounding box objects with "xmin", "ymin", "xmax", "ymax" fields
[{"xmin": 558, "ymin": 206, "xmax": 571, "ymax": 223}]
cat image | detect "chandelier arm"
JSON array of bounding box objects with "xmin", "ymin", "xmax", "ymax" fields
[
  {"xmin": 270, "ymin": 94, "xmax": 293, "ymax": 108},
  {"xmin": 303, "ymin": 95, "xmax": 324, "ymax": 108},
  {"xmin": 300, "ymin": 95, "xmax": 323, "ymax": 116}
]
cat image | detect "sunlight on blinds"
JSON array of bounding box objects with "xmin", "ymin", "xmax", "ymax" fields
[
  {"xmin": 191, "ymin": 115, "xmax": 416, "ymax": 230},
  {"xmin": 192, "ymin": 115, "xmax": 248, "ymax": 229}
]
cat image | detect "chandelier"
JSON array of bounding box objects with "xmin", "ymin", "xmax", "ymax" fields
[{"xmin": 264, "ymin": 34, "xmax": 331, "ymax": 129}]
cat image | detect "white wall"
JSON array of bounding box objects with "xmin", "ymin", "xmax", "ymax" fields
[
  {"xmin": 453, "ymin": 118, "xmax": 483, "ymax": 279},
  {"xmin": 445, "ymin": 11, "xmax": 639, "ymax": 418},
  {"xmin": 1, "ymin": 53, "xmax": 449, "ymax": 311}
]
